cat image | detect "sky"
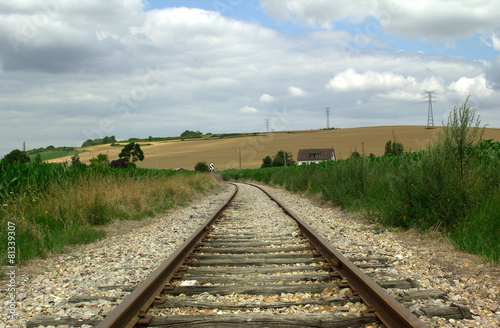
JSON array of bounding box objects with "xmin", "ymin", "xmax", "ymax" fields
[{"xmin": 1, "ymin": 0, "xmax": 500, "ymax": 157}]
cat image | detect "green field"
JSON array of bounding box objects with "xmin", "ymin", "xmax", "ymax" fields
[
  {"xmin": 223, "ymin": 102, "xmax": 500, "ymax": 263},
  {"xmin": 0, "ymin": 162, "xmax": 219, "ymax": 265},
  {"xmin": 29, "ymin": 150, "xmax": 85, "ymax": 161}
]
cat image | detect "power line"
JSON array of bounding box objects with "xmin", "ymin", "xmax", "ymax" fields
[
  {"xmin": 325, "ymin": 107, "xmax": 330, "ymax": 129},
  {"xmin": 264, "ymin": 119, "xmax": 271, "ymax": 132},
  {"xmin": 423, "ymin": 90, "xmax": 436, "ymax": 129}
]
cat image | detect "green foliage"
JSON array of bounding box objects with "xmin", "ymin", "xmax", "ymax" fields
[
  {"xmin": 261, "ymin": 156, "xmax": 272, "ymax": 168},
  {"xmin": 34, "ymin": 153, "xmax": 42, "ymax": 164},
  {"xmin": 71, "ymin": 154, "xmax": 85, "ymax": 167},
  {"xmin": 119, "ymin": 142, "xmax": 145, "ymax": 163},
  {"xmin": 82, "ymin": 136, "xmax": 117, "ymax": 147},
  {"xmin": 450, "ymin": 189, "xmax": 500, "ymax": 262},
  {"xmin": 195, "ymin": 161, "xmax": 210, "ymax": 172},
  {"xmin": 89, "ymin": 153, "xmax": 109, "ymax": 168},
  {"xmin": 350, "ymin": 151, "xmax": 361, "ymax": 158},
  {"xmin": 384, "ymin": 134, "xmax": 404, "ymax": 156},
  {"xmin": 0, "ymin": 162, "xmax": 215, "ymax": 264},
  {"xmin": 222, "ymin": 98, "xmax": 499, "ymax": 263},
  {"xmin": 3, "ymin": 149, "xmax": 31, "ymax": 164},
  {"xmin": 181, "ymin": 130, "xmax": 203, "ymax": 139},
  {"xmin": 27, "ymin": 146, "xmax": 75, "ymax": 155},
  {"xmin": 28, "ymin": 149, "xmax": 83, "ymax": 162},
  {"xmin": 271, "ymin": 150, "xmax": 296, "ymax": 167}
]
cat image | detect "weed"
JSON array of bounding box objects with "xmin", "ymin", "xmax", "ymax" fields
[{"xmin": 222, "ymin": 99, "xmax": 499, "ymax": 263}]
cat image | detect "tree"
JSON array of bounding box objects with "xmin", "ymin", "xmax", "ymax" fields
[
  {"xmin": 119, "ymin": 142, "xmax": 144, "ymax": 163},
  {"xmin": 195, "ymin": 161, "xmax": 210, "ymax": 172},
  {"xmin": 3, "ymin": 149, "xmax": 30, "ymax": 164},
  {"xmin": 34, "ymin": 153, "xmax": 42, "ymax": 164},
  {"xmin": 261, "ymin": 156, "xmax": 272, "ymax": 168},
  {"xmin": 442, "ymin": 96, "xmax": 484, "ymax": 219},
  {"xmin": 271, "ymin": 150, "xmax": 296, "ymax": 167},
  {"xmin": 71, "ymin": 154, "xmax": 85, "ymax": 167},
  {"xmin": 384, "ymin": 136, "xmax": 404, "ymax": 156},
  {"xmin": 89, "ymin": 153, "xmax": 109, "ymax": 167},
  {"xmin": 181, "ymin": 130, "xmax": 202, "ymax": 139},
  {"xmin": 350, "ymin": 151, "xmax": 361, "ymax": 158}
]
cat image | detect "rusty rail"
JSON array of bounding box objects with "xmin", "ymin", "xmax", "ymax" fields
[
  {"xmin": 249, "ymin": 183, "xmax": 429, "ymax": 328},
  {"xmin": 96, "ymin": 184, "xmax": 238, "ymax": 328},
  {"xmin": 98, "ymin": 182, "xmax": 428, "ymax": 328}
]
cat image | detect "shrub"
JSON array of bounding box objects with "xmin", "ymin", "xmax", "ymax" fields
[
  {"xmin": 89, "ymin": 153, "xmax": 109, "ymax": 167},
  {"xmin": 195, "ymin": 161, "xmax": 210, "ymax": 172},
  {"xmin": 261, "ymin": 156, "xmax": 272, "ymax": 168},
  {"xmin": 110, "ymin": 159, "xmax": 129, "ymax": 168},
  {"xmin": 221, "ymin": 98, "xmax": 499, "ymax": 262},
  {"xmin": 3, "ymin": 149, "xmax": 30, "ymax": 164}
]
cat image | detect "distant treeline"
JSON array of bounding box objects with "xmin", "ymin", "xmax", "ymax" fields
[
  {"xmin": 33, "ymin": 131, "xmax": 259, "ymax": 151},
  {"xmin": 222, "ymin": 99, "xmax": 500, "ymax": 263},
  {"xmin": 81, "ymin": 136, "xmax": 117, "ymax": 147},
  {"xmin": 27, "ymin": 145, "xmax": 76, "ymax": 155},
  {"xmin": 93, "ymin": 132, "xmax": 259, "ymax": 145}
]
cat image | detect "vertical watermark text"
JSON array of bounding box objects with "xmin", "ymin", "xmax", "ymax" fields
[{"xmin": 5, "ymin": 221, "xmax": 17, "ymax": 323}]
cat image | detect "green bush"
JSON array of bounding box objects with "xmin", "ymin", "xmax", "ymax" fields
[
  {"xmin": 222, "ymin": 98, "xmax": 499, "ymax": 263},
  {"xmin": 195, "ymin": 161, "xmax": 210, "ymax": 172}
]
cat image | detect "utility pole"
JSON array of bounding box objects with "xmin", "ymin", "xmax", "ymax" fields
[
  {"xmin": 239, "ymin": 147, "xmax": 242, "ymax": 170},
  {"xmin": 325, "ymin": 107, "xmax": 330, "ymax": 129},
  {"xmin": 23, "ymin": 141, "xmax": 26, "ymax": 152},
  {"xmin": 265, "ymin": 119, "xmax": 271, "ymax": 132},
  {"xmin": 423, "ymin": 90, "xmax": 436, "ymax": 129}
]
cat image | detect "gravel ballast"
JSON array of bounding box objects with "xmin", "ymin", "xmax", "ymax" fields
[
  {"xmin": 0, "ymin": 185, "xmax": 236, "ymax": 328},
  {"xmin": 254, "ymin": 183, "xmax": 499, "ymax": 328},
  {"xmin": 1, "ymin": 181, "xmax": 498, "ymax": 328}
]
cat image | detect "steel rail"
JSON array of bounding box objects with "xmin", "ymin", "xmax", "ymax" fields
[
  {"xmin": 96, "ymin": 184, "xmax": 238, "ymax": 328},
  {"xmin": 249, "ymin": 182, "xmax": 429, "ymax": 328}
]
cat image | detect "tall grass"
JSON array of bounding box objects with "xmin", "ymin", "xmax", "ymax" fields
[
  {"xmin": 1, "ymin": 164, "xmax": 218, "ymax": 264},
  {"xmin": 222, "ymin": 99, "xmax": 500, "ymax": 263}
]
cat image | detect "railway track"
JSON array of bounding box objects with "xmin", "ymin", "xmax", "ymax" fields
[{"xmin": 28, "ymin": 182, "xmax": 473, "ymax": 328}]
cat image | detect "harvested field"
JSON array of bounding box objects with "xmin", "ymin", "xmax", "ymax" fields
[{"xmin": 50, "ymin": 126, "xmax": 500, "ymax": 170}]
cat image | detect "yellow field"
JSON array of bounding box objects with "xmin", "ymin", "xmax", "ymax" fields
[{"xmin": 51, "ymin": 126, "xmax": 500, "ymax": 170}]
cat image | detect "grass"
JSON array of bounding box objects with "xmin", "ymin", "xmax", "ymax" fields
[
  {"xmin": 27, "ymin": 148, "xmax": 86, "ymax": 161},
  {"xmin": 222, "ymin": 100, "xmax": 500, "ymax": 263},
  {"xmin": 49, "ymin": 126, "xmax": 500, "ymax": 170},
  {"xmin": 0, "ymin": 163, "xmax": 219, "ymax": 266}
]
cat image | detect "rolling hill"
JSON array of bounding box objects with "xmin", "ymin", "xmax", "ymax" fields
[{"xmin": 49, "ymin": 126, "xmax": 500, "ymax": 170}]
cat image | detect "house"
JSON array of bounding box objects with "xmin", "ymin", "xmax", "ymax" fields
[{"xmin": 297, "ymin": 148, "xmax": 335, "ymax": 165}]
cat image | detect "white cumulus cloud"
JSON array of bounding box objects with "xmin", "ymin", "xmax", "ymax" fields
[
  {"xmin": 325, "ymin": 68, "xmax": 417, "ymax": 92},
  {"xmin": 448, "ymin": 75, "xmax": 492, "ymax": 99},
  {"xmin": 240, "ymin": 106, "xmax": 259, "ymax": 114},
  {"xmin": 260, "ymin": 0, "xmax": 500, "ymax": 41},
  {"xmin": 287, "ymin": 86, "xmax": 307, "ymax": 97},
  {"xmin": 259, "ymin": 93, "xmax": 276, "ymax": 103}
]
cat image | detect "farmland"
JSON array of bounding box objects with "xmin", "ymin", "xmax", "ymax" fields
[
  {"xmin": 49, "ymin": 126, "xmax": 500, "ymax": 170},
  {"xmin": 221, "ymin": 108, "xmax": 500, "ymax": 263},
  {"xmin": 0, "ymin": 163, "xmax": 219, "ymax": 264}
]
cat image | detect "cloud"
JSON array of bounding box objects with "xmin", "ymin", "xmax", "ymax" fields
[
  {"xmin": 481, "ymin": 33, "xmax": 500, "ymax": 51},
  {"xmin": 260, "ymin": 0, "xmax": 500, "ymax": 41},
  {"xmin": 325, "ymin": 68, "xmax": 418, "ymax": 92},
  {"xmin": 240, "ymin": 106, "xmax": 259, "ymax": 114},
  {"xmin": 287, "ymin": 86, "xmax": 307, "ymax": 97},
  {"xmin": 448, "ymin": 75, "xmax": 493, "ymax": 99},
  {"xmin": 260, "ymin": 0, "xmax": 377, "ymax": 28},
  {"xmin": 1, "ymin": 2, "xmax": 500, "ymax": 158},
  {"xmin": 259, "ymin": 93, "xmax": 276, "ymax": 103}
]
